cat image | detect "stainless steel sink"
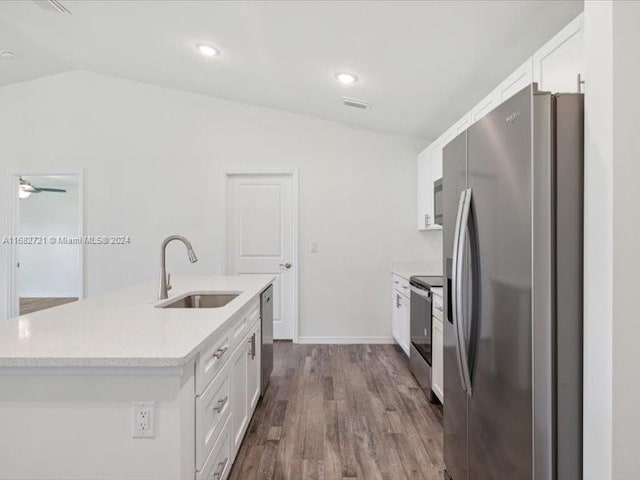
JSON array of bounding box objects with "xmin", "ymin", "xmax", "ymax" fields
[{"xmin": 159, "ymin": 293, "xmax": 239, "ymax": 309}]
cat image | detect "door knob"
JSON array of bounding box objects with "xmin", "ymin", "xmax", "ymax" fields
[{"xmin": 279, "ymin": 262, "xmax": 292, "ymax": 269}]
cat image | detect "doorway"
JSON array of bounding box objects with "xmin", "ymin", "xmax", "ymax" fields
[
  {"xmin": 6, "ymin": 172, "xmax": 84, "ymax": 317},
  {"xmin": 225, "ymin": 171, "xmax": 298, "ymax": 341}
]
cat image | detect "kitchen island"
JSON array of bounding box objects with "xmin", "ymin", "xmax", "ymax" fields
[{"xmin": 0, "ymin": 275, "xmax": 273, "ymax": 480}]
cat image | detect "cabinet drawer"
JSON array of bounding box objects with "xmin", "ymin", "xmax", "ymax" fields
[
  {"xmin": 197, "ymin": 415, "xmax": 232, "ymax": 480},
  {"xmin": 196, "ymin": 330, "xmax": 232, "ymax": 394},
  {"xmin": 196, "ymin": 367, "xmax": 231, "ymax": 470},
  {"xmin": 391, "ymin": 274, "xmax": 410, "ymax": 298},
  {"xmin": 231, "ymin": 300, "xmax": 259, "ymax": 348}
]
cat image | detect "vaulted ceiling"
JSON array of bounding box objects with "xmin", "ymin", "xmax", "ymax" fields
[{"xmin": 0, "ymin": 1, "xmax": 583, "ymax": 138}]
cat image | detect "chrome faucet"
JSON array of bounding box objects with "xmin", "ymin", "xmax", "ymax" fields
[{"xmin": 159, "ymin": 235, "xmax": 198, "ymax": 299}]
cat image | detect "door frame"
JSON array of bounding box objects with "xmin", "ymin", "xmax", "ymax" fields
[
  {"xmin": 4, "ymin": 168, "xmax": 86, "ymax": 319},
  {"xmin": 222, "ymin": 168, "xmax": 299, "ymax": 343}
]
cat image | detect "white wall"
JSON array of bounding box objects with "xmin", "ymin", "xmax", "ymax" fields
[
  {"xmin": 583, "ymin": 1, "xmax": 613, "ymax": 477},
  {"xmin": 0, "ymin": 71, "xmax": 441, "ymax": 341},
  {"xmin": 584, "ymin": 1, "xmax": 640, "ymax": 478},
  {"xmin": 611, "ymin": 1, "xmax": 640, "ymax": 477},
  {"xmin": 18, "ymin": 182, "xmax": 81, "ymax": 297}
]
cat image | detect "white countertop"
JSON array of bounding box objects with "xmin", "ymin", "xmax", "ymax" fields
[
  {"xmin": 431, "ymin": 287, "xmax": 443, "ymax": 298},
  {"xmin": 0, "ymin": 275, "xmax": 273, "ymax": 369},
  {"xmin": 391, "ymin": 260, "xmax": 443, "ymax": 280}
]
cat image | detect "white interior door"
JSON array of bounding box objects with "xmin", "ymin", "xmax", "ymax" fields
[{"xmin": 226, "ymin": 173, "xmax": 296, "ymax": 340}]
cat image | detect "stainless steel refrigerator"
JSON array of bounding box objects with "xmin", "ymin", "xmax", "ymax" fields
[{"xmin": 443, "ymin": 85, "xmax": 583, "ymax": 480}]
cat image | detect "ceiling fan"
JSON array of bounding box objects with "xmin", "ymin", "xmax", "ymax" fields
[{"xmin": 19, "ymin": 177, "xmax": 67, "ymax": 199}]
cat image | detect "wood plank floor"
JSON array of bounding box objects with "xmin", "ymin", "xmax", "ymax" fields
[
  {"xmin": 19, "ymin": 297, "xmax": 78, "ymax": 315},
  {"xmin": 230, "ymin": 343, "xmax": 444, "ymax": 480}
]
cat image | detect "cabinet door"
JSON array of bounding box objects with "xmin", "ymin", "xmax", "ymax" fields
[
  {"xmin": 471, "ymin": 91, "xmax": 499, "ymax": 124},
  {"xmin": 424, "ymin": 149, "xmax": 438, "ymax": 231},
  {"xmin": 417, "ymin": 148, "xmax": 433, "ymax": 230},
  {"xmin": 424, "ymin": 143, "xmax": 443, "ymax": 231},
  {"xmin": 533, "ymin": 14, "xmax": 583, "ymax": 93},
  {"xmin": 451, "ymin": 114, "xmax": 471, "ymax": 136},
  {"xmin": 496, "ymin": 58, "xmax": 534, "ymax": 104},
  {"xmin": 229, "ymin": 339, "xmax": 248, "ymax": 453},
  {"xmin": 432, "ymin": 319, "xmax": 444, "ymax": 402},
  {"xmin": 392, "ymin": 291, "xmax": 402, "ymax": 345},
  {"xmin": 247, "ymin": 322, "xmax": 262, "ymax": 413},
  {"xmin": 399, "ymin": 294, "xmax": 410, "ymax": 356}
]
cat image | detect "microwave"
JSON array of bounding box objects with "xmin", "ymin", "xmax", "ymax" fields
[{"xmin": 433, "ymin": 178, "xmax": 443, "ymax": 226}]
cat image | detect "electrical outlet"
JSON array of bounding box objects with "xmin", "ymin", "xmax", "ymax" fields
[
  {"xmin": 309, "ymin": 241, "xmax": 318, "ymax": 253},
  {"xmin": 132, "ymin": 401, "xmax": 155, "ymax": 438}
]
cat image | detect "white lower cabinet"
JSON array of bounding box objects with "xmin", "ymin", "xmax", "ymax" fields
[
  {"xmin": 399, "ymin": 294, "xmax": 409, "ymax": 354},
  {"xmin": 196, "ymin": 312, "xmax": 263, "ymax": 480},
  {"xmin": 432, "ymin": 318, "xmax": 444, "ymax": 403},
  {"xmin": 247, "ymin": 322, "xmax": 262, "ymax": 417},
  {"xmin": 197, "ymin": 415, "xmax": 232, "ymax": 480},
  {"xmin": 229, "ymin": 332, "xmax": 249, "ymax": 454},
  {"xmin": 432, "ymin": 293, "xmax": 444, "ymax": 403},
  {"xmin": 196, "ymin": 365, "xmax": 231, "ymax": 469},
  {"xmin": 392, "ymin": 290, "xmax": 401, "ymax": 345},
  {"xmin": 391, "ymin": 274, "xmax": 410, "ymax": 356}
]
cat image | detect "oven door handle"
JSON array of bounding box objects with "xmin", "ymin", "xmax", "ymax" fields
[{"xmin": 410, "ymin": 286, "xmax": 432, "ymax": 300}]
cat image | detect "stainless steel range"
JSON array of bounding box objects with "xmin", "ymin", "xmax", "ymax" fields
[{"xmin": 409, "ymin": 275, "xmax": 443, "ymax": 402}]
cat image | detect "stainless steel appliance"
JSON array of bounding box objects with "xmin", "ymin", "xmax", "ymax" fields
[
  {"xmin": 443, "ymin": 85, "xmax": 583, "ymax": 480},
  {"xmin": 260, "ymin": 285, "xmax": 273, "ymax": 396},
  {"xmin": 409, "ymin": 275, "xmax": 443, "ymax": 402},
  {"xmin": 434, "ymin": 178, "xmax": 443, "ymax": 226}
]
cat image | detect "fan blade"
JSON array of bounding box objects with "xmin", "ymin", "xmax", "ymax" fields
[{"xmin": 33, "ymin": 187, "xmax": 67, "ymax": 193}]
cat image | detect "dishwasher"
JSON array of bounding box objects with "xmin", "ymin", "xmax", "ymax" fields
[{"xmin": 260, "ymin": 285, "xmax": 274, "ymax": 396}]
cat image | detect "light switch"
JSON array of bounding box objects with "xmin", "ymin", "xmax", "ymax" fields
[{"xmin": 309, "ymin": 241, "xmax": 318, "ymax": 253}]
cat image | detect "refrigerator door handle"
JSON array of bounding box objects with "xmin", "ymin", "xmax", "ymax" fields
[
  {"xmin": 455, "ymin": 188, "xmax": 474, "ymax": 397},
  {"xmin": 451, "ymin": 189, "xmax": 468, "ymax": 394}
]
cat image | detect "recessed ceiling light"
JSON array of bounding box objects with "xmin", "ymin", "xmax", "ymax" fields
[
  {"xmin": 335, "ymin": 72, "xmax": 358, "ymax": 85},
  {"xmin": 197, "ymin": 44, "xmax": 220, "ymax": 57},
  {"xmin": 1, "ymin": 50, "xmax": 16, "ymax": 60}
]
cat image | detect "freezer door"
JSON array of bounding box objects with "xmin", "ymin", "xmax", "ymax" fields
[
  {"xmin": 466, "ymin": 85, "xmax": 533, "ymax": 480},
  {"xmin": 443, "ymin": 130, "xmax": 469, "ymax": 480}
]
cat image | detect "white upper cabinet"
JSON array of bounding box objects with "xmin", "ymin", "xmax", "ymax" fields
[
  {"xmin": 417, "ymin": 146, "xmax": 441, "ymax": 231},
  {"xmin": 533, "ymin": 15, "xmax": 584, "ymax": 93},
  {"xmin": 471, "ymin": 94, "xmax": 498, "ymax": 124},
  {"xmin": 470, "ymin": 59, "xmax": 534, "ymax": 125},
  {"xmin": 496, "ymin": 59, "xmax": 534, "ymax": 103},
  {"xmin": 417, "ymin": 148, "xmax": 434, "ymax": 230},
  {"xmin": 417, "ymin": 113, "xmax": 470, "ymax": 231},
  {"xmin": 416, "ymin": 14, "xmax": 583, "ymax": 231}
]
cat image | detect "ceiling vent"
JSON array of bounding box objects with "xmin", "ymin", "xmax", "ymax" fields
[
  {"xmin": 33, "ymin": 0, "xmax": 71, "ymax": 14},
  {"xmin": 342, "ymin": 96, "xmax": 371, "ymax": 110}
]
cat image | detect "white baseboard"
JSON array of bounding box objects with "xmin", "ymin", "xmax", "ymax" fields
[
  {"xmin": 297, "ymin": 336, "xmax": 395, "ymax": 345},
  {"xmin": 20, "ymin": 294, "xmax": 79, "ymax": 299}
]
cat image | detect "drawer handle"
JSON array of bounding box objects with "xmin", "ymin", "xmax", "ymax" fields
[
  {"xmin": 212, "ymin": 346, "xmax": 228, "ymax": 360},
  {"xmin": 213, "ymin": 396, "xmax": 228, "ymax": 413},
  {"xmin": 247, "ymin": 333, "xmax": 256, "ymax": 359},
  {"xmin": 393, "ymin": 280, "xmax": 399, "ymax": 284},
  {"xmin": 213, "ymin": 458, "xmax": 228, "ymax": 479}
]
